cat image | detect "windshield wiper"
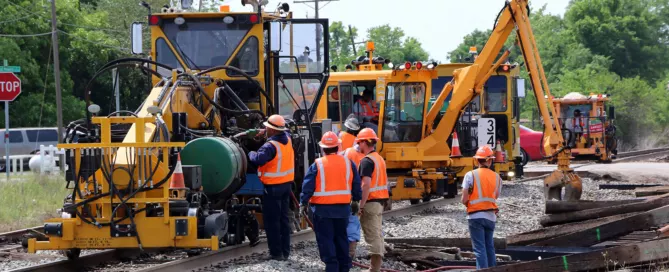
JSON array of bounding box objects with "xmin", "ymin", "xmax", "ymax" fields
[{"xmin": 173, "ymin": 39, "xmax": 202, "ymax": 71}]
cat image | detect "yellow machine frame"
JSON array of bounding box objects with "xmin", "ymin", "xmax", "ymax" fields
[{"xmin": 313, "ymin": 43, "xmax": 521, "ymax": 203}]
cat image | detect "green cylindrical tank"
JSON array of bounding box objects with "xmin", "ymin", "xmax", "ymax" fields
[{"xmin": 180, "ymin": 137, "xmax": 247, "ymax": 197}]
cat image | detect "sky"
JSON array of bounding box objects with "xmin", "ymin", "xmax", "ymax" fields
[{"xmin": 203, "ymin": 0, "xmax": 571, "ymax": 63}]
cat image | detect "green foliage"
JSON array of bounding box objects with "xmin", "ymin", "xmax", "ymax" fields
[
  {"xmin": 450, "ymin": 1, "xmax": 669, "ymax": 148},
  {"xmin": 328, "ymin": 22, "xmax": 429, "ymax": 69}
]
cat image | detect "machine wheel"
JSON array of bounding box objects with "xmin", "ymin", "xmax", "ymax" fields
[
  {"xmin": 520, "ymin": 148, "xmax": 529, "ymax": 166},
  {"xmin": 63, "ymin": 248, "xmax": 81, "ymax": 260},
  {"xmin": 383, "ymin": 200, "xmax": 392, "ymax": 211},
  {"xmin": 409, "ymin": 199, "xmax": 420, "ymax": 205},
  {"xmin": 422, "ymin": 194, "xmax": 431, "ymax": 203}
]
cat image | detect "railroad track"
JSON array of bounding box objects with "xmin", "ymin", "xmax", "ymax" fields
[
  {"xmin": 2, "ymin": 197, "xmax": 456, "ymax": 272},
  {"xmin": 4, "ymin": 148, "xmax": 667, "ymax": 271}
]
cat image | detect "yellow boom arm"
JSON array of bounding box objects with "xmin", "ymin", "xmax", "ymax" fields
[{"xmin": 420, "ymin": 0, "xmax": 582, "ymax": 201}]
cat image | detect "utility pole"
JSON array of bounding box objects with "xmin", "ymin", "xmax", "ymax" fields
[
  {"xmin": 50, "ymin": 0, "xmax": 64, "ymax": 143},
  {"xmin": 294, "ymin": 0, "xmax": 338, "ymax": 71},
  {"xmin": 50, "ymin": 0, "xmax": 65, "ymax": 172}
]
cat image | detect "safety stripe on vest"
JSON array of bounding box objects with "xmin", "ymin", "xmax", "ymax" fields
[
  {"xmin": 313, "ymin": 157, "xmax": 352, "ymax": 197},
  {"xmin": 258, "ymin": 140, "xmax": 295, "ymax": 178},
  {"xmin": 366, "ymin": 155, "xmax": 387, "ymax": 192},
  {"xmin": 470, "ymin": 169, "xmax": 498, "ymax": 205}
]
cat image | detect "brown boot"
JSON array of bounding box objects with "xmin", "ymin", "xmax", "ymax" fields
[
  {"xmin": 349, "ymin": 241, "xmax": 357, "ymax": 259},
  {"xmin": 370, "ymin": 254, "xmax": 382, "ymax": 272}
]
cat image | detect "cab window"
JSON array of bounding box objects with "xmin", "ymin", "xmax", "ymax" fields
[
  {"xmin": 382, "ymin": 82, "xmax": 426, "ymax": 142},
  {"xmin": 227, "ymin": 36, "xmax": 259, "ymax": 77},
  {"xmin": 327, "ymin": 86, "xmax": 340, "ymax": 122},
  {"xmin": 484, "ymin": 76, "xmax": 508, "ymax": 112},
  {"xmin": 155, "ymin": 38, "xmax": 182, "ymax": 75}
]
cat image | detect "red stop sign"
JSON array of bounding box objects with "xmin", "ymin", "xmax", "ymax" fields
[{"xmin": 0, "ymin": 72, "xmax": 21, "ymax": 101}]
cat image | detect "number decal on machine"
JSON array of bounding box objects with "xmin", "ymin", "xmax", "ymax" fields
[{"xmin": 478, "ymin": 118, "xmax": 496, "ymax": 149}]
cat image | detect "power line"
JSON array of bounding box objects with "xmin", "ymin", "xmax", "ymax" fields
[
  {"xmin": 58, "ymin": 30, "xmax": 128, "ymax": 52},
  {"xmin": 0, "ymin": 14, "xmax": 35, "ymax": 24},
  {"xmin": 0, "ymin": 31, "xmax": 54, "ymax": 37}
]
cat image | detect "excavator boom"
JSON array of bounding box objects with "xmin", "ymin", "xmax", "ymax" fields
[{"xmin": 420, "ymin": 0, "xmax": 581, "ymax": 201}]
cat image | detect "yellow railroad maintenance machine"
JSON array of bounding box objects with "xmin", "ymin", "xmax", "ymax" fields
[
  {"xmin": 27, "ymin": 1, "xmax": 334, "ymax": 257},
  {"xmin": 551, "ymin": 92, "xmax": 617, "ymax": 162},
  {"xmin": 313, "ymin": 42, "xmax": 524, "ymax": 204}
]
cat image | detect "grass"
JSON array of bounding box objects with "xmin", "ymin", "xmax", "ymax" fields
[{"xmin": 0, "ymin": 174, "xmax": 69, "ymax": 232}]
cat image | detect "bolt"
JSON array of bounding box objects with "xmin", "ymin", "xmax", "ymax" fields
[
  {"xmin": 115, "ymin": 233, "xmax": 119, "ymax": 237},
  {"xmin": 127, "ymin": 233, "xmax": 131, "ymax": 237}
]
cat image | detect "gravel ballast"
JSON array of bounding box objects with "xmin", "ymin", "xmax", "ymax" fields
[{"xmin": 0, "ymin": 176, "xmax": 650, "ymax": 271}]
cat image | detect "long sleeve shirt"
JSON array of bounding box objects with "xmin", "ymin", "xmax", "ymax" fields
[
  {"xmin": 300, "ymin": 160, "xmax": 362, "ymax": 218},
  {"xmin": 248, "ymin": 132, "xmax": 290, "ymax": 167}
]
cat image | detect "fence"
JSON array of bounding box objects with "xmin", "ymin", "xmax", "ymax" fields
[{"xmin": 3, "ymin": 145, "xmax": 66, "ymax": 176}]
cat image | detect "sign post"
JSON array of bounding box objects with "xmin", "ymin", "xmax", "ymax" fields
[{"xmin": 0, "ymin": 60, "xmax": 22, "ymax": 180}]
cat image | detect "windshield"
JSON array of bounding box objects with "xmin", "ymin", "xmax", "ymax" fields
[
  {"xmin": 382, "ymin": 82, "xmax": 426, "ymax": 142},
  {"xmin": 484, "ymin": 76, "xmax": 508, "ymax": 112},
  {"xmin": 161, "ymin": 18, "xmax": 253, "ymax": 69}
]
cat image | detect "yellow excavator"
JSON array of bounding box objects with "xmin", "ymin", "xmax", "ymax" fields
[{"xmin": 420, "ymin": 0, "xmax": 582, "ymax": 201}]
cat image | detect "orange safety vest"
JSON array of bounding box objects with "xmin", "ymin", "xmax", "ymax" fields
[
  {"xmin": 309, "ymin": 155, "xmax": 354, "ymax": 204},
  {"xmin": 258, "ymin": 138, "xmax": 295, "ymax": 185},
  {"xmin": 466, "ymin": 168, "xmax": 501, "ymax": 214},
  {"xmin": 572, "ymin": 116, "xmax": 584, "ymax": 128},
  {"xmin": 343, "ymin": 147, "xmax": 365, "ymax": 167},
  {"xmin": 339, "ymin": 131, "xmax": 356, "ymax": 150},
  {"xmin": 365, "ymin": 152, "xmax": 389, "ymax": 200},
  {"xmin": 357, "ymin": 100, "xmax": 379, "ymax": 118}
]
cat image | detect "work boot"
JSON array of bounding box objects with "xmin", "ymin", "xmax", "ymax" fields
[
  {"xmin": 349, "ymin": 241, "xmax": 357, "ymax": 259},
  {"xmin": 369, "ymin": 254, "xmax": 382, "ymax": 272}
]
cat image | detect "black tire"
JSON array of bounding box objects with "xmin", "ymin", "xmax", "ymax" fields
[
  {"xmin": 409, "ymin": 199, "xmax": 420, "ymax": 205},
  {"xmin": 520, "ymin": 148, "xmax": 529, "ymax": 166}
]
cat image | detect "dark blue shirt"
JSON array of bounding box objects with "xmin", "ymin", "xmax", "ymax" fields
[
  {"xmin": 249, "ymin": 132, "xmax": 290, "ymax": 167},
  {"xmin": 300, "ymin": 156, "xmax": 362, "ymax": 218}
]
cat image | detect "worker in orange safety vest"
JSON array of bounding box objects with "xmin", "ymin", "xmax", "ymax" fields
[
  {"xmin": 301, "ymin": 131, "xmax": 362, "ymax": 272},
  {"xmin": 461, "ymin": 145, "xmax": 502, "ymax": 269},
  {"xmin": 353, "ymin": 89, "xmax": 379, "ymax": 134},
  {"xmin": 247, "ymin": 114, "xmax": 295, "ymax": 261},
  {"xmin": 339, "ymin": 114, "xmax": 361, "ymax": 151},
  {"xmin": 356, "ymin": 128, "xmax": 388, "ymax": 272}
]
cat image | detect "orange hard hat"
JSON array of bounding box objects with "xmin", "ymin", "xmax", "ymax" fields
[
  {"xmin": 319, "ymin": 131, "xmax": 341, "ymax": 148},
  {"xmin": 473, "ymin": 145, "xmax": 495, "ymax": 159},
  {"xmin": 355, "ymin": 128, "xmax": 379, "ymax": 142},
  {"xmin": 264, "ymin": 114, "xmax": 288, "ymax": 131}
]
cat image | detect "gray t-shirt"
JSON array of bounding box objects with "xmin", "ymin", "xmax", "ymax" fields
[{"xmin": 462, "ymin": 170, "xmax": 502, "ymax": 222}]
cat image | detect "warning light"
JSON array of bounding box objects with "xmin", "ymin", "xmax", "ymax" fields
[
  {"xmin": 469, "ymin": 46, "xmax": 478, "ymax": 54},
  {"xmin": 404, "ymin": 62, "xmax": 411, "ymax": 70},
  {"xmin": 502, "ymin": 65, "xmax": 509, "ymax": 71},
  {"xmin": 219, "ymin": 5, "xmax": 230, "ymax": 12},
  {"xmin": 149, "ymin": 15, "xmax": 160, "ymax": 25},
  {"xmin": 415, "ymin": 61, "xmax": 423, "ymax": 70},
  {"xmin": 250, "ymin": 14, "xmax": 259, "ymax": 23}
]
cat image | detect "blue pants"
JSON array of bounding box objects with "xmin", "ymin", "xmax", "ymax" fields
[
  {"xmin": 313, "ymin": 214, "xmax": 350, "ymax": 272},
  {"xmin": 347, "ymin": 215, "xmax": 360, "ymax": 242},
  {"xmin": 262, "ymin": 183, "xmax": 292, "ymax": 258},
  {"xmin": 468, "ymin": 218, "xmax": 497, "ymax": 269}
]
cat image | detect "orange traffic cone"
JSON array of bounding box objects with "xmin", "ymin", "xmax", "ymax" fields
[
  {"xmin": 494, "ymin": 141, "xmax": 505, "ymax": 163},
  {"xmin": 450, "ymin": 131, "xmax": 462, "ymax": 158},
  {"xmin": 170, "ymin": 154, "xmax": 186, "ymax": 189}
]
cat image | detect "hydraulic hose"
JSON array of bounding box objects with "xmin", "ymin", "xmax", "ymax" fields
[
  {"xmin": 194, "ymin": 65, "xmax": 274, "ymax": 113},
  {"xmin": 179, "ymin": 72, "xmax": 266, "ymax": 118}
]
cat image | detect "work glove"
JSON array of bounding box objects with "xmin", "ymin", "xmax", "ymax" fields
[
  {"xmin": 299, "ymin": 205, "xmax": 308, "ymax": 216},
  {"xmin": 350, "ymin": 201, "xmax": 360, "ymax": 215}
]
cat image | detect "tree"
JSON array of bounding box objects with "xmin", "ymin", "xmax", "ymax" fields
[
  {"xmin": 328, "ymin": 21, "xmax": 358, "ymax": 70},
  {"xmin": 364, "ymin": 24, "xmax": 429, "ymax": 64},
  {"xmin": 565, "ymin": 0, "xmax": 669, "ymax": 81}
]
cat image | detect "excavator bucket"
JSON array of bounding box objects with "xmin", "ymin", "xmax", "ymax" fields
[{"xmin": 544, "ymin": 170, "xmax": 583, "ymax": 201}]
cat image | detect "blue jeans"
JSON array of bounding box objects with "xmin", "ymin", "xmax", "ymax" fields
[
  {"xmin": 262, "ymin": 182, "xmax": 293, "ymax": 258},
  {"xmin": 468, "ymin": 218, "xmax": 496, "ymax": 269},
  {"xmin": 347, "ymin": 214, "xmax": 360, "ymax": 242},
  {"xmin": 313, "ymin": 214, "xmax": 350, "ymax": 272}
]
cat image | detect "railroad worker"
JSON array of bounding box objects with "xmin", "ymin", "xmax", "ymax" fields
[
  {"xmin": 248, "ymin": 114, "xmax": 295, "ymax": 261},
  {"xmin": 301, "ymin": 131, "xmax": 362, "ymax": 272},
  {"xmin": 339, "ymin": 136, "xmax": 365, "ymax": 264},
  {"xmin": 461, "ymin": 145, "xmax": 502, "ymax": 269},
  {"xmin": 339, "ymin": 114, "xmax": 361, "ymax": 150},
  {"xmin": 572, "ymin": 109, "xmax": 585, "ymax": 144},
  {"xmin": 356, "ymin": 128, "xmax": 388, "ymax": 272},
  {"xmin": 353, "ymin": 88, "xmax": 379, "ymax": 134}
]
